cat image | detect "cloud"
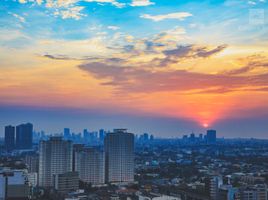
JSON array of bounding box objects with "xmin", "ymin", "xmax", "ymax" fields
[
  {"xmin": 102, "ymin": 26, "xmax": 188, "ymax": 59},
  {"xmin": 140, "ymin": 12, "xmax": 192, "ymax": 22},
  {"xmin": 84, "ymin": 0, "xmax": 125, "ymax": 8},
  {"xmin": 156, "ymin": 44, "xmax": 228, "ymax": 67},
  {"xmin": 18, "ymin": 0, "xmax": 27, "ymax": 3},
  {"xmin": 248, "ymin": 0, "xmax": 266, "ymax": 5},
  {"xmin": 43, "ymin": 54, "xmax": 74, "ymax": 60},
  {"xmin": 53, "ymin": 6, "xmax": 85, "ymax": 20},
  {"xmin": 130, "ymin": 0, "xmax": 154, "ymax": 7},
  {"xmin": 41, "ymin": 26, "xmax": 227, "ymax": 69},
  {"xmin": 78, "ymin": 61, "xmax": 268, "ymax": 94},
  {"xmin": 194, "ymin": 86, "xmax": 268, "ymax": 94},
  {"xmin": 17, "ymin": 0, "xmax": 125, "ymax": 20},
  {"xmin": 193, "ymin": 45, "xmax": 228, "ymax": 58},
  {"xmin": 18, "ymin": 0, "xmax": 43, "ymax": 5},
  {"xmin": 224, "ymin": 54, "xmax": 268, "ymax": 75},
  {"xmin": 107, "ymin": 26, "xmax": 120, "ymax": 30},
  {"xmin": 36, "ymin": 36, "xmax": 113, "ymax": 60},
  {"xmin": 0, "ymin": 29, "xmax": 30, "ymax": 44},
  {"xmin": 9, "ymin": 12, "xmax": 26, "ymax": 23},
  {"xmin": 42, "ymin": 53, "xmax": 107, "ymax": 61}
]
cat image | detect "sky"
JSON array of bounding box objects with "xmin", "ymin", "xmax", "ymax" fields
[{"xmin": 0, "ymin": 0, "xmax": 268, "ymax": 138}]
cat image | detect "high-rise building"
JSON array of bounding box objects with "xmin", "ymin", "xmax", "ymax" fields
[
  {"xmin": 16, "ymin": 123, "xmax": 33, "ymax": 149},
  {"xmin": 207, "ymin": 129, "xmax": 217, "ymax": 144},
  {"xmin": 99, "ymin": 129, "xmax": 105, "ymax": 142},
  {"xmin": 83, "ymin": 129, "xmax": 91, "ymax": 144},
  {"xmin": 199, "ymin": 133, "xmax": 203, "ymax": 141},
  {"xmin": 75, "ymin": 147, "xmax": 105, "ymax": 185},
  {"xmin": 150, "ymin": 134, "xmax": 154, "ymax": 141},
  {"xmin": 38, "ymin": 136, "xmax": 73, "ymax": 187},
  {"xmin": 72, "ymin": 144, "xmax": 85, "ymax": 171},
  {"xmin": 4, "ymin": 125, "xmax": 15, "ymax": 151},
  {"xmin": 104, "ymin": 129, "xmax": 134, "ymax": 183},
  {"xmin": 190, "ymin": 133, "xmax": 195, "ymax": 143},
  {"xmin": 64, "ymin": 128, "xmax": 71, "ymax": 139},
  {"xmin": 143, "ymin": 133, "xmax": 149, "ymax": 142}
]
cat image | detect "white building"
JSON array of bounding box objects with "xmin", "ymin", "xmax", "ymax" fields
[
  {"xmin": 75, "ymin": 147, "xmax": 105, "ymax": 185},
  {"xmin": 104, "ymin": 129, "xmax": 134, "ymax": 183},
  {"xmin": 38, "ymin": 136, "xmax": 73, "ymax": 187}
]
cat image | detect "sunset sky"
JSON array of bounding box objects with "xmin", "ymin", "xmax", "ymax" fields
[{"xmin": 1, "ymin": 0, "xmax": 268, "ymax": 137}]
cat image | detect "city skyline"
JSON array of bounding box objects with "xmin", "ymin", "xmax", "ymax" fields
[{"xmin": 1, "ymin": 0, "xmax": 268, "ymax": 138}]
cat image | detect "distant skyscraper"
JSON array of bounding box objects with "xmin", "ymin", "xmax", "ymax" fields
[
  {"xmin": 190, "ymin": 133, "xmax": 195, "ymax": 143},
  {"xmin": 83, "ymin": 129, "xmax": 91, "ymax": 144},
  {"xmin": 150, "ymin": 134, "xmax": 154, "ymax": 141},
  {"xmin": 104, "ymin": 129, "xmax": 134, "ymax": 183},
  {"xmin": 75, "ymin": 147, "xmax": 105, "ymax": 185},
  {"xmin": 38, "ymin": 137, "xmax": 73, "ymax": 187},
  {"xmin": 16, "ymin": 123, "xmax": 33, "ymax": 149},
  {"xmin": 64, "ymin": 128, "xmax": 71, "ymax": 139},
  {"xmin": 207, "ymin": 129, "xmax": 217, "ymax": 144},
  {"xmin": 99, "ymin": 129, "xmax": 105, "ymax": 142},
  {"xmin": 4, "ymin": 125, "xmax": 15, "ymax": 151},
  {"xmin": 143, "ymin": 133, "xmax": 149, "ymax": 142}
]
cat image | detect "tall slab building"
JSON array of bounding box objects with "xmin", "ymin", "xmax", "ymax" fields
[
  {"xmin": 38, "ymin": 137, "xmax": 73, "ymax": 187},
  {"xmin": 104, "ymin": 129, "xmax": 134, "ymax": 183},
  {"xmin": 207, "ymin": 129, "xmax": 217, "ymax": 144},
  {"xmin": 5, "ymin": 125, "xmax": 15, "ymax": 151},
  {"xmin": 16, "ymin": 123, "xmax": 33, "ymax": 150},
  {"xmin": 75, "ymin": 147, "xmax": 105, "ymax": 185}
]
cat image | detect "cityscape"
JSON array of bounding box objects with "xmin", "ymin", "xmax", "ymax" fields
[
  {"xmin": 1, "ymin": 124, "xmax": 268, "ymax": 200},
  {"xmin": 1, "ymin": 0, "xmax": 268, "ymax": 199}
]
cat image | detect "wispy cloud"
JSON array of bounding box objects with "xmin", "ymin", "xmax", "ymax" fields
[
  {"xmin": 84, "ymin": 0, "xmax": 125, "ymax": 8},
  {"xmin": 224, "ymin": 54, "xmax": 268, "ymax": 75},
  {"xmin": 9, "ymin": 12, "xmax": 26, "ymax": 23},
  {"xmin": 107, "ymin": 26, "xmax": 120, "ymax": 30},
  {"xmin": 157, "ymin": 44, "xmax": 227, "ymax": 66},
  {"xmin": 130, "ymin": 0, "xmax": 154, "ymax": 7},
  {"xmin": 248, "ymin": 0, "xmax": 266, "ymax": 5},
  {"xmin": 140, "ymin": 12, "xmax": 192, "ymax": 21},
  {"xmin": 18, "ymin": 0, "xmax": 43, "ymax": 5},
  {"xmin": 16, "ymin": 0, "xmax": 125, "ymax": 19},
  {"xmin": 53, "ymin": 6, "xmax": 85, "ymax": 20}
]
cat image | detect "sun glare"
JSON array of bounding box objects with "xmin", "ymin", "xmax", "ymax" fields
[{"xmin": 203, "ymin": 123, "xmax": 209, "ymax": 128}]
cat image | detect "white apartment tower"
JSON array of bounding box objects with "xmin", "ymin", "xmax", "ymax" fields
[
  {"xmin": 38, "ymin": 136, "xmax": 72, "ymax": 187},
  {"xmin": 75, "ymin": 147, "xmax": 105, "ymax": 185},
  {"xmin": 104, "ymin": 129, "xmax": 134, "ymax": 183}
]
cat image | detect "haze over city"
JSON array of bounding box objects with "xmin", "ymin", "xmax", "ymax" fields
[{"xmin": 1, "ymin": 0, "xmax": 268, "ymax": 138}]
